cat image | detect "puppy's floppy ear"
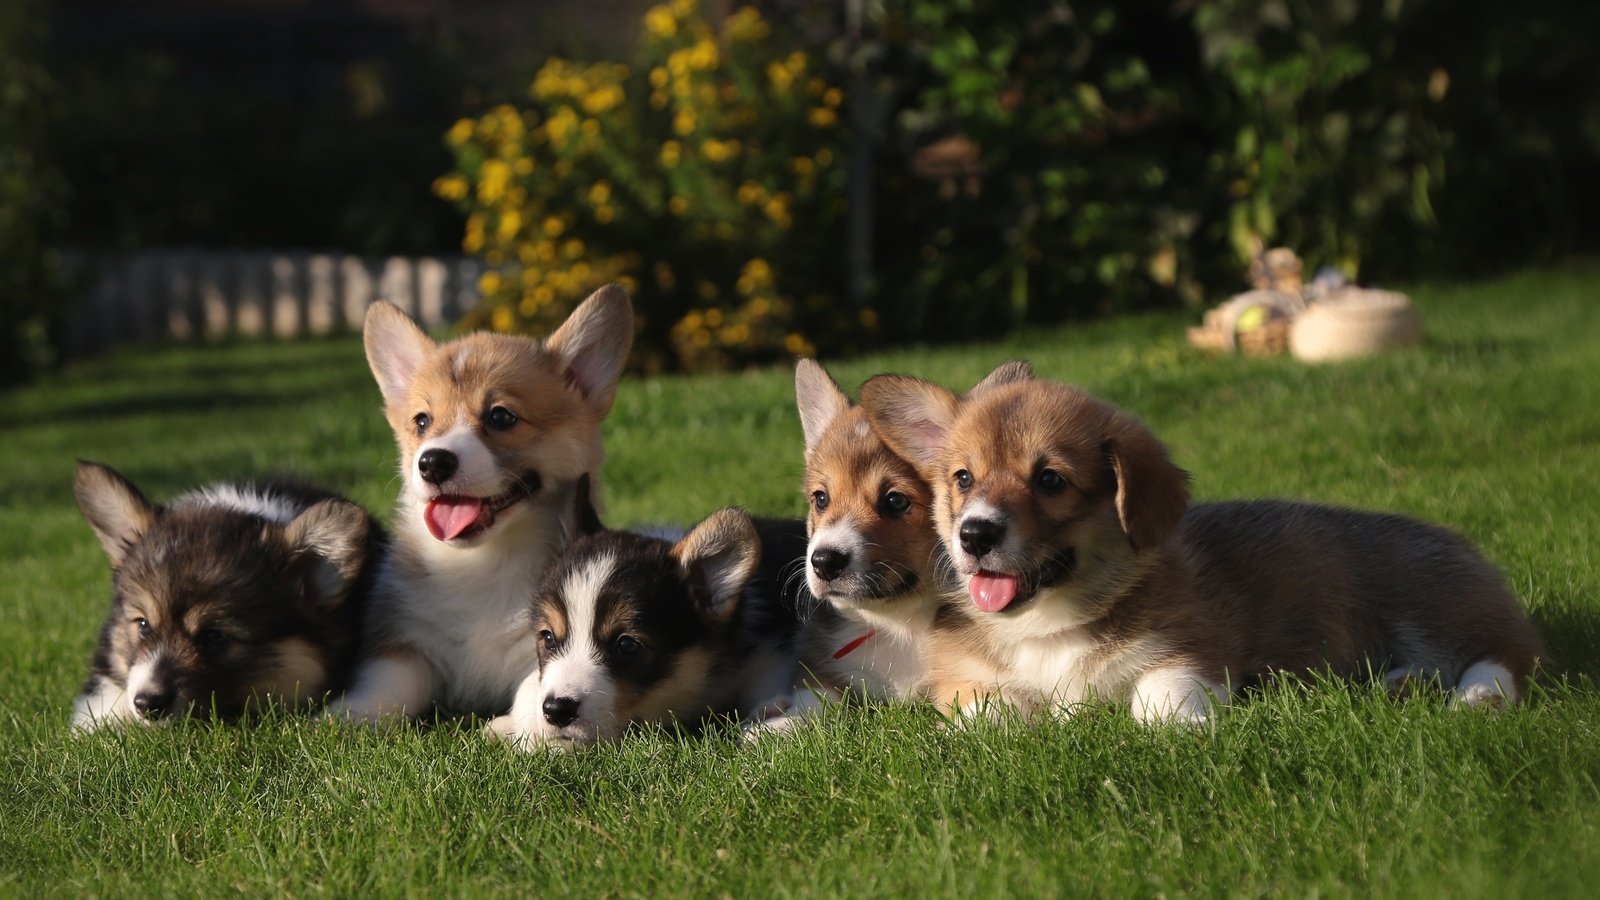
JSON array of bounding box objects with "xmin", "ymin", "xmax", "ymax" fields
[
  {"xmin": 794, "ymin": 359, "xmax": 851, "ymax": 452},
  {"xmin": 859, "ymin": 374, "xmax": 960, "ymax": 479},
  {"xmin": 285, "ymin": 499, "xmax": 373, "ymax": 608},
  {"xmin": 545, "ymin": 283, "xmax": 634, "ymax": 415},
  {"xmin": 571, "ymin": 473, "xmax": 605, "ymax": 537},
  {"xmin": 74, "ymin": 461, "xmax": 157, "ymax": 568},
  {"xmin": 672, "ymin": 508, "xmax": 760, "ymax": 619},
  {"xmin": 968, "ymin": 359, "xmax": 1034, "ymax": 396},
  {"xmin": 1103, "ymin": 413, "xmax": 1190, "ymax": 553},
  {"xmin": 364, "ymin": 301, "xmax": 435, "ymax": 409}
]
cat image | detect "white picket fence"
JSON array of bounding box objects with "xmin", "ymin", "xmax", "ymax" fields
[{"xmin": 67, "ymin": 250, "xmax": 486, "ymax": 353}]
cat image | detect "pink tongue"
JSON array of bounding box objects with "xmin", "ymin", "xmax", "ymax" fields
[
  {"xmin": 425, "ymin": 497, "xmax": 486, "ymax": 541},
  {"xmin": 969, "ymin": 572, "xmax": 1020, "ymax": 613}
]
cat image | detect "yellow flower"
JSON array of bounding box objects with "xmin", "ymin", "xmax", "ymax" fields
[
  {"xmin": 513, "ymin": 157, "xmax": 534, "ymax": 175},
  {"xmin": 724, "ymin": 6, "xmax": 770, "ymax": 43},
  {"xmin": 744, "ymin": 258, "xmax": 772, "ymax": 281},
  {"xmin": 464, "ymin": 214, "xmax": 485, "ymax": 253},
  {"xmin": 668, "ymin": 196, "xmax": 689, "ymax": 215},
  {"xmin": 477, "ymin": 159, "xmax": 511, "ymax": 203},
  {"xmin": 649, "ymin": 67, "xmax": 669, "ymax": 89},
  {"xmin": 816, "ymin": 148, "xmax": 834, "ymax": 166},
  {"xmin": 491, "ymin": 306, "xmax": 516, "ymax": 332},
  {"xmin": 790, "ymin": 157, "xmax": 815, "ymax": 176},
  {"xmin": 644, "ymin": 5, "xmax": 677, "ymax": 39},
  {"xmin": 594, "ymin": 205, "xmax": 615, "ymax": 224},
  {"xmin": 580, "ymin": 84, "xmax": 624, "ymax": 116},
  {"xmin": 701, "ymin": 139, "xmax": 739, "ymax": 162},
  {"xmin": 589, "ymin": 181, "xmax": 612, "ymax": 205},
  {"xmin": 808, "ymin": 108, "xmax": 838, "ymax": 128},
  {"xmin": 660, "ymin": 140, "xmax": 682, "ymax": 167},
  {"xmin": 762, "ymin": 195, "xmax": 789, "ymax": 223},
  {"xmin": 783, "ymin": 333, "xmax": 815, "ymax": 356},
  {"xmin": 618, "ymin": 275, "xmax": 639, "ymax": 294},
  {"xmin": 447, "ymin": 118, "xmax": 476, "ymax": 146},
  {"xmin": 562, "ymin": 238, "xmax": 585, "ymax": 259},
  {"xmin": 536, "ymin": 241, "xmax": 557, "ymax": 263},
  {"xmin": 766, "ymin": 61, "xmax": 793, "ymax": 92},
  {"xmin": 535, "ymin": 285, "xmax": 556, "ymax": 306},
  {"xmin": 518, "ymin": 296, "xmax": 538, "ymax": 316},
  {"xmin": 543, "ymin": 216, "xmax": 565, "ymax": 238},
  {"xmin": 433, "ymin": 174, "xmax": 469, "ymax": 201},
  {"xmin": 497, "ymin": 210, "xmax": 522, "ymax": 242},
  {"xmin": 673, "ymin": 109, "xmax": 697, "ymax": 136},
  {"xmin": 687, "ymin": 38, "xmax": 719, "ymax": 71},
  {"xmin": 480, "ymin": 271, "xmax": 504, "ymax": 295},
  {"xmin": 705, "ymin": 308, "xmax": 724, "ymax": 327},
  {"xmin": 823, "ymin": 87, "xmax": 843, "ymax": 108},
  {"xmin": 737, "ymin": 182, "xmax": 764, "ymax": 204}
]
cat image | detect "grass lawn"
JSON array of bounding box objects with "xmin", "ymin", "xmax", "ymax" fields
[{"xmin": 3, "ymin": 264, "xmax": 1599, "ymax": 896}]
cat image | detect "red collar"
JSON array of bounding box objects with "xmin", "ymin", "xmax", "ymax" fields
[{"xmin": 832, "ymin": 629, "xmax": 878, "ymax": 659}]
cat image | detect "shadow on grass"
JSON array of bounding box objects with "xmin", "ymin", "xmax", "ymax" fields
[{"xmin": 1529, "ymin": 604, "xmax": 1600, "ymax": 677}]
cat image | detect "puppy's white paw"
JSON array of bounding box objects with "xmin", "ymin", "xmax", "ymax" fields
[
  {"xmin": 1454, "ymin": 660, "xmax": 1517, "ymax": 709},
  {"xmin": 1131, "ymin": 667, "xmax": 1224, "ymax": 726}
]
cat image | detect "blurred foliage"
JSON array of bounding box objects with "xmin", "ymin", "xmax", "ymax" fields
[
  {"xmin": 439, "ymin": 1, "xmax": 851, "ymax": 372},
  {"xmin": 0, "ymin": 0, "xmax": 67, "ymax": 385}
]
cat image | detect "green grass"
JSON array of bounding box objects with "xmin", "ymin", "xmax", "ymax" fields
[{"xmin": 4, "ymin": 265, "xmax": 1600, "ymax": 896}]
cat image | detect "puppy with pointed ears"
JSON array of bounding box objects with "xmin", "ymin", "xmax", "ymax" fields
[
  {"xmin": 72, "ymin": 462, "xmax": 381, "ymax": 730},
  {"xmin": 487, "ymin": 479, "xmax": 807, "ymax": 749},
  {"xmin": 861, "ymin": 369, "xmax": 1544, "ymax": 723},
  {"xmin": 330, "ymin": 285, "xmax": 633, "ymax": 721},
  {"xmin": 783, "ymin": 359, "xmax": 1034, "ymax": 712}
]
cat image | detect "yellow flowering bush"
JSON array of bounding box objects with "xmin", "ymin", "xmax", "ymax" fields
[{"xmin": 436, "ymin": 1, "xmax": 847, "ymax": 371}]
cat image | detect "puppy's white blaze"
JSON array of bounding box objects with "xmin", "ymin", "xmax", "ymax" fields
[
  {"xmin": 413, "ymin": 424, "xmax": 501, "ymax": 496},
  {"xmin": 123, "ymin": 653, "xmax": 163, "ymax": 705},
  {"xmin": 71, "ymin": 678, "xmax": 135, "ymax": 731},
  {"xmin": 1455, "ymin": 660, "xmax": 1518, "ymax": 707},
  {"xmin": 179, "ymin": 484, "xmax": 300, "ymax": 524},
  {"xmin": 536, "ymin": 553, "xmax": 620, "ymax": 741},
  {"xmin": 328, "ymin": 654, "xmax": 435, "ymax": 722},
  {"xmin": 1131, "ymin": 667, "xmax": 1226, "ymax": 724}
]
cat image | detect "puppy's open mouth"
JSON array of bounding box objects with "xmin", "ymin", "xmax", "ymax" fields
[
  {"xmin": 424, "ymin": 472, "xmax": 540, "ymax": 541},
  {"xmin": 967, "ymin": 549, "xmax": 1076, "ymax": 613}
]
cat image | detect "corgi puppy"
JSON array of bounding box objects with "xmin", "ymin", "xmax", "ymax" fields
[
  {"xmin": 72, "ymin": 462, "xmax": 380, "ymax": 730},
  {"xmin": 330, "ymin": 286, "xmax": 633, "ymax": 721},
  {"xmin": 784, "ymin": 359, "xmax": 1035, "ymax": 709},
  {"xmin": 861, "ymin": 371, "xmax": 1544, "ymax": 723},
  {"xmin": 487, "ymin": 480, "xmax": 807, "ymax": 749}
]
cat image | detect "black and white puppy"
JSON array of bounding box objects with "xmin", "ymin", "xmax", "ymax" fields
[
  {"xmin": 487, "ymin": 480, "xmax": 806, "ymax": 749},
  {"xmin": 71, "ymin": 461, "xmax": 381, "ymax": 730}
]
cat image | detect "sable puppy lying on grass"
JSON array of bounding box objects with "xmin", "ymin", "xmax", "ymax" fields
[
  {"xmin": 72, "ymin": 462, "xmax": 381, "ymax": 730},
  {"xmin": 861, "ymin": 367, "xmax": 1544, "ymax": 723}
]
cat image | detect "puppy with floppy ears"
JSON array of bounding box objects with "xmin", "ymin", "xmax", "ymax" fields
[
  {"xmin": 487, "ymin": 478, "xmax": 806, "ymax": 749},
  {"xmin": 780, "ymin": 360, "xmax": 1034, "ymax": 715},
  {"xmin": 72, "ymin": 462, "xmax": 380, "ymax": 730},
  {"xmin": 329, "ymin": 285, "xmax": 633, "ymax": 722},
  {"xmin": 861, "ymin": 369, "xmax": 1544, "ymax": 723}
]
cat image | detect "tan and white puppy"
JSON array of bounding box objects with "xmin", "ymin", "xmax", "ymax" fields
[
  {"xmin": 784, "ymin": 360, "xmax": 1034, "ymax": 712},
  {"xmin": 330, "ymin": 286, "xmax": 633, "ymax": 721},
  {"xmin": 861, "ymin": 371, "xmax": 1544, "ymax": 723}
]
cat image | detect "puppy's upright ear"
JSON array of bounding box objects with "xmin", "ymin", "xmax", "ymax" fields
[
  {"xmin": 968, "ymin": 359, "xmax": 1034, "ymax": 396},
  {"xmin": 285, "ymin": 499, "xmax": 373, "ymax": 608},
  {"xmin": 75, "ymin": 462, "xmax": 158, "ymax": 568},
  {"xmin": 545, "ymin": 283, "xmax": 634, "ymax": 415},
  {"xmin": 672, "ymin": 508, "xmax": 760, "ymax": 620},
  {"xmin": 794, "ymin": 359, "xmax": 851, "ymax": 453},
  {"xmin": 1103, "ymin": 413, "xmax": 1190, "ymax": 553},
  {"xmin": 859, "ymin": 375, "xmax": 960, "ymax": 479},
  {"xmin": 364, "ymin": 301, "xmax": 435, "ymax": 409}
]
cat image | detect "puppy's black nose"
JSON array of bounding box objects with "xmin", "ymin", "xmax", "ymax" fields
[
  {"xmin": 810, "ymin": 548, "xmax": 850, "ymax": 581},
  {"xmin": 959, "ymin": 518, "xmax": 1006, "ymax": 558},
  {"xmin": 133, "ymin": 690, "xmax": 173, "ymax": 718},
  {"xmin": 542, "ymin": 695, "xmax": 581, "ymax": 727},
  {"xmin": 417, "ymin": 448, "xmax": 458, "ymax": 485}
]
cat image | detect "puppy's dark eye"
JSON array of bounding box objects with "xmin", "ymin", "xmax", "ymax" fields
[
  {"xmin": 133, "ymin": 617, "xmax": 151, "ymax": 638},
  {"xmin": 486, "ymin": 406, "xmax": 518, "ymax": 431},
  {"xmin": 1035, "ymin": 469, "xmax": 1068, "ymax": 494},
  {"xmin": 538, "ymin": 629, "xmax": 559, "ymax": 653},
  {"xmin": 880, "ymin": 490, "xmax": 911, "ymax": 518},
  {"xmin": 196, "ymin": 628, "xmax": 229, "ymax": 649},
  {"xmin": 812, "ymin": 490, "xmax": 830, "ymax": 512},
  {"xmin": 954, "ymin": 470, "xmax": 974, "ymax": 492},
  {"xmin": 413, "ymin": 412, "xmax": 432, "ymax": 436},
  {"xmin": 614, "ymin": 635, "xmax": 642, "ymax": 656}
]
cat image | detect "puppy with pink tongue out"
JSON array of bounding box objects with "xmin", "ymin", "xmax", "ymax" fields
[{"xmin": 329, "ymin": 286, "xmax": 634, "ymax": 722}]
